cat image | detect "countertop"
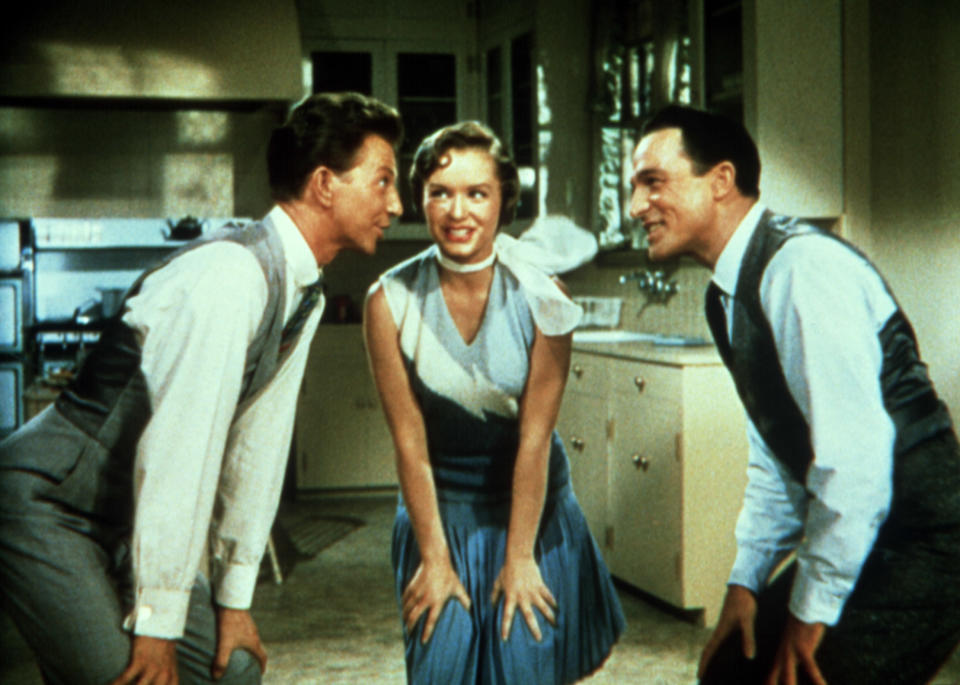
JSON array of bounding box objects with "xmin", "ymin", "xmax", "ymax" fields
[{"xmin": 572, "ymin": 339, "xmax": 723, "ymax": 367}]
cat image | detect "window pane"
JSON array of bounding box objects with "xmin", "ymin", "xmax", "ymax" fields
[
  {"xmin": 511, "ymin": 33, "xmax": 534, "ymax": 218},
  {"xmin": 486, "ymin": 47, "xmax": 503, "ymax": 137},
  {"xmin": 396, "ymin": 53, "xmax": 457, "ymax": 219},
  {"xmin": 311, "ymin": 52, "xmax": 372, "ymax": 95},
  {"xmin": 397, "ymin": 54, "xmax": 456, "ymax": 98}
]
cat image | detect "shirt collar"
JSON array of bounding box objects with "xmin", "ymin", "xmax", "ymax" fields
[
  {"xmin": 712, "ymin": 201, "xmax": 766, "ymax": 297},
  {"xmin": 266, "ymin": 205, "xmax": 322, "ymax": 289}
]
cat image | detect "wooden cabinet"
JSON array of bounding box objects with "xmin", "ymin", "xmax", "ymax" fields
[
  {"xmin": 607, "ymin": 358, "xmax": 685, "ymax": 605},
  {"xmin": 557, "ymin": 353, "xmax": 610, "ymax": 545},
  {"xmin": 558, "ymin": 347, "xmax": 748, "ymax": 626},
  {"xmin": 294, "ymin": 325, "xmax": 397, "ymax": 491}
]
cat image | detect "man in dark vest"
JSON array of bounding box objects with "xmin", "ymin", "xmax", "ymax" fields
[
  {"xmin": 0, "ymin": 92, "xmax": 403, "ymax": 684},
  {"xmin": 629, "ymin": 105, "xmax": 960, "ymax": 684}
]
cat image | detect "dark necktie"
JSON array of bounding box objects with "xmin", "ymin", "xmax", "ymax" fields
[
  {"xmin": 280, "ymin": 278, "xmax": 324, "ymax": 352},
  {"xmin": 705, "ymin": 281, "xmax": 732, "ymax": 364}
]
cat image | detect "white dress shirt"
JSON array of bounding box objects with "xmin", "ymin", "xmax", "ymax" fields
[
  {"xmin": 120, "ymin": 206, "xmax": 323, "ymax": 638},
  {"xmin": 712, "ymin": 203, "xmax": 898, "ymax": 625}
]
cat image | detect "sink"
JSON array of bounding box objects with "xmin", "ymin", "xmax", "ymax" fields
[{"xmin": 572, "ymin": 330, "xmax": 712, "ymax": 347}]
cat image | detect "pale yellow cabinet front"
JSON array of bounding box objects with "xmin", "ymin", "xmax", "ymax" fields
[
  {"xmin": 557, "ymin": 353, "xmax": 611, "ymax": 547},
  {"xmin": 295, "ymin": 325, "xmax": 397, "ymax": 491},
  {"xmin": 606, "ymin": 359, "xmax": 685, "ymax": 606},
  {"xmin": 558, "ymin": 348, "xmax": 748, "ymax": 626}
]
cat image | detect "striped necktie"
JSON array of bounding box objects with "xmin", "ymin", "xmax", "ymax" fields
[{"xmin": 280, "ymin": 278, "xmax": 324, "ymax": 352}]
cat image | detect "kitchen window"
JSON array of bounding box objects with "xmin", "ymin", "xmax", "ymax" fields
[{"xmin": 306, "ymin": 41, "xmax": 470, "ymax": 231}]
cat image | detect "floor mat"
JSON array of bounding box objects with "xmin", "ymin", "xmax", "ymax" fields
[
  {"xmin": 260, "ymin": 515, "xmax": 365, "ymax": 583},
  {"xmin": 285, "ymin": 515, "xmax": 365, "ymax": 557}
]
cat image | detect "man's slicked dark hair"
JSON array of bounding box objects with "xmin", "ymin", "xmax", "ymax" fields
[
  {"xmin": 642, "ymin": 105, "xmax": 761, "ymax": 198},
  {"xmin": 267, "ymin": 91, "xmax": 403, "ymax": 202}
]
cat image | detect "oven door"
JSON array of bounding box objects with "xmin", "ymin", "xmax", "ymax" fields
[
  {"xmin": 0, "ymin": 360, "xmax": 24, "ymax": 436},
  {"xmin": 0, "ymin": 277, "xmax": 23, "ymax": 353},
  {"xmin": 0, "ymin": 220, "xmax": 21, "ymax": 270}
]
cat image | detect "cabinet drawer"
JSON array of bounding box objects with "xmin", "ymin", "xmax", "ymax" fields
[
  {"xmin": 567, "ymin": 351, "xmax": 609, "ymax": 397},
  {"xmin": 605, "ymin": 357, "xmax": 680, "ymax": 402}
]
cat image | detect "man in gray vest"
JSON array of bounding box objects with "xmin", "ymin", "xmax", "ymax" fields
[
  {"xmin": 0, "ymin": 91, "xmax": 402, "ymax": 684},
  {"xmin": 629, "ymin": 105, "xmax": 960, "ymax": 684}
]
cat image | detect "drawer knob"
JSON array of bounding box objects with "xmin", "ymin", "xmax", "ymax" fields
[
  {"xmin": 634, "ymin": 376, "xmax": 646, "ymax": 392},
  {"xmin": 571, "ymin": 436, "xmax": 585, "ymax": 451},
  {"xmin": 631, "ymin": 453, "xmax": 651, "ymax": 471},
  {"xmin": 572, "ymin": 364, "xmax": 584, "ymax": 379}
]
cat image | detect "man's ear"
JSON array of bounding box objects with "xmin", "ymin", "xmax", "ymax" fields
[
  {"xmin": 310, "ymin": 167, "xmax": 337, "ymax": 208},
  {"xmin": 710, "ymin": 161, "xmax": 737, "ymax": 200}
]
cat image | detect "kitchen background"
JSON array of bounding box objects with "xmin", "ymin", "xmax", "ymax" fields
[{"xmin": 1, "ymin": 0, "xmax": 959, "ymax": 682}]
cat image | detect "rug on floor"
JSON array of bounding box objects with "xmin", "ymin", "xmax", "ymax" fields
[{"xmin": 260, "ymin": 515, "xmax": 365, "ymax": 582}]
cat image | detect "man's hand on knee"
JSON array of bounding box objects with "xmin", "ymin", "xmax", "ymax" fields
[
  {"xmin": 213, "ymin": 607, "xmax": 267, "ymax": 680},
  {"xmin": 109, "ymin": 635, "xmax": 178, "ymax": 685},
  {"xmin": 698, "ymin": 584, "xmax": 758, "ymax": 679}
]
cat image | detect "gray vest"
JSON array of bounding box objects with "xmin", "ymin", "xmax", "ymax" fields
[
  {"xmin": 37, "ymin": 219, "xmax": 289, "ymax": 523},
  {"xmin": 706, "ymin": 212, "xmax": 953, "ymax": 483}
]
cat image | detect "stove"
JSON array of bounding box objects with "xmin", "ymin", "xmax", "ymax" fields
[{"xmin": 28, "ymin": 215, "xmax": 249, "ymax": 382}]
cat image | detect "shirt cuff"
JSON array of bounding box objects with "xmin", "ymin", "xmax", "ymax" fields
[
  {"xmin": 123, "ymin": 587, "xmax": 192, "ymax": 639},
  {"xmin": 787, "ymin": 565, "xmax": 847, "ymax": 626},
  {"xmin": 728, "ymin": 543, "xmax": 780, "ymax": 594},
  {"xmin": 213, "ymin": 561, "xmax": 259, "ymax": 609}
]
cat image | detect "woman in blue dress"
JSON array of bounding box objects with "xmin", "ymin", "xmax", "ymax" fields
[{"xmin": 364, "ymin": 121, "xmax": 624, "ymax": 684}]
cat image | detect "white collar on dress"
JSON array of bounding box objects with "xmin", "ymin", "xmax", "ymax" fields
[{"xmin": 431, "ymin": 215, "xmax": 598, "ymax": 335}]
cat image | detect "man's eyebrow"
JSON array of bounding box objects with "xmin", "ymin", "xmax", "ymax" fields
[{"xmin": 633, "ymin": 168, "xmax": 661, "ymax": 180}]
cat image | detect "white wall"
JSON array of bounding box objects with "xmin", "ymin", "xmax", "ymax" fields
[{"xmin": 866, "ymin": 0, "xmax": 960, "ymax": 414}]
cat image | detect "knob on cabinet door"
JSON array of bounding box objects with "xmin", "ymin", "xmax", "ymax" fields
[
  {"xmin": 633, "ymin": 376, "xmax": 646, "ymax": 392},
  {"xmin": 572, "ymin": 364, "xmax": 584, "ymax": 379},
  {"xmin": 571, "ymin": 436, "xmax": 585, "ymax": 451},
  {"xmin": 631, "ymin": 453, "xmax": 651, "ymax": 471}
]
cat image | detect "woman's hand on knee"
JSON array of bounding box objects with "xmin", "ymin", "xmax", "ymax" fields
[
  {"xmin": 491, "ymin": 555, "xmax": 557, "ymax": 642},
  {"xmin": 402, "ymin": 559, "xmax": 471, "ymax": 644}
]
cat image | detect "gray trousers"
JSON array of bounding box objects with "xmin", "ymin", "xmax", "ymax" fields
[{"xmin": 0, "ymin": 415, "xmax": 261, "ymax": 685}]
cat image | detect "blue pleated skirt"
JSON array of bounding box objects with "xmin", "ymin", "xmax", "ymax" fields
[{"xmin": 392, "ymin": 482, "xmax": 625, "ymax": 684}]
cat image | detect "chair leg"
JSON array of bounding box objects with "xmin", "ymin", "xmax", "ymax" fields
[{"xmin": 266, "ymin": 534, "xmax": 283, "ymax": 584}]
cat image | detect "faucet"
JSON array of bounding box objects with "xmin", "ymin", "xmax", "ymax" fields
[{"xmin": 619, "ymin": 269, "xmax": 678, "ymax": 302}]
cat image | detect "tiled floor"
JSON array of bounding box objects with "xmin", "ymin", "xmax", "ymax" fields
[{"xmin": 3, "ymin": 494, "xmax": 960, "ymax": 684}]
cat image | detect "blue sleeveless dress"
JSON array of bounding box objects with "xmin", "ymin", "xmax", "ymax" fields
[{"xmin": 379, "ymin": 248, "xmax": 625, "ymax": 684}]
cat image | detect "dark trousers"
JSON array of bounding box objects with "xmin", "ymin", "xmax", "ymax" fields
[{"xmin": 702, "ymin": 431, "xmax": 960, "ymax": 685}]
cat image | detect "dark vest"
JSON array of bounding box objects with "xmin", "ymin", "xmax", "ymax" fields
[
  {"xmin": 49, "ymin": 220, "xmax": 289, "ymax": 518},
  {"xmin": 707, "ymin": 212, "xmax": 953, "ymax": 483}
]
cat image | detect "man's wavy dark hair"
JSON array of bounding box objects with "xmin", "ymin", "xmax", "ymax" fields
[{"xmin": 268, "ymin": 92, "xmax": 403, "ymax": 201}]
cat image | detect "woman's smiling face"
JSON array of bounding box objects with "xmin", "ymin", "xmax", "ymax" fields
[{"xmin": 423, "ymin": 147, "xmax": 502, "ymax": 265}]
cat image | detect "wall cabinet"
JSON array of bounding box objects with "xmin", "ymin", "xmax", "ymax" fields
[
  {"xmin": 690, "ymin": 0, "xmax": 844, "ymax": 218},
  {"xmin": 558, "ymin": 347, "xmax": 748, "ymax": 626},
  {"xmin": 294, "ymin": 325, "xmax": 397, "ymax": 491}
]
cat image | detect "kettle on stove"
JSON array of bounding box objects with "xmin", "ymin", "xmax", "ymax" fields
[{"xmin": 166, "ymin": 216, "xmax": 203, "ymax": 241}]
